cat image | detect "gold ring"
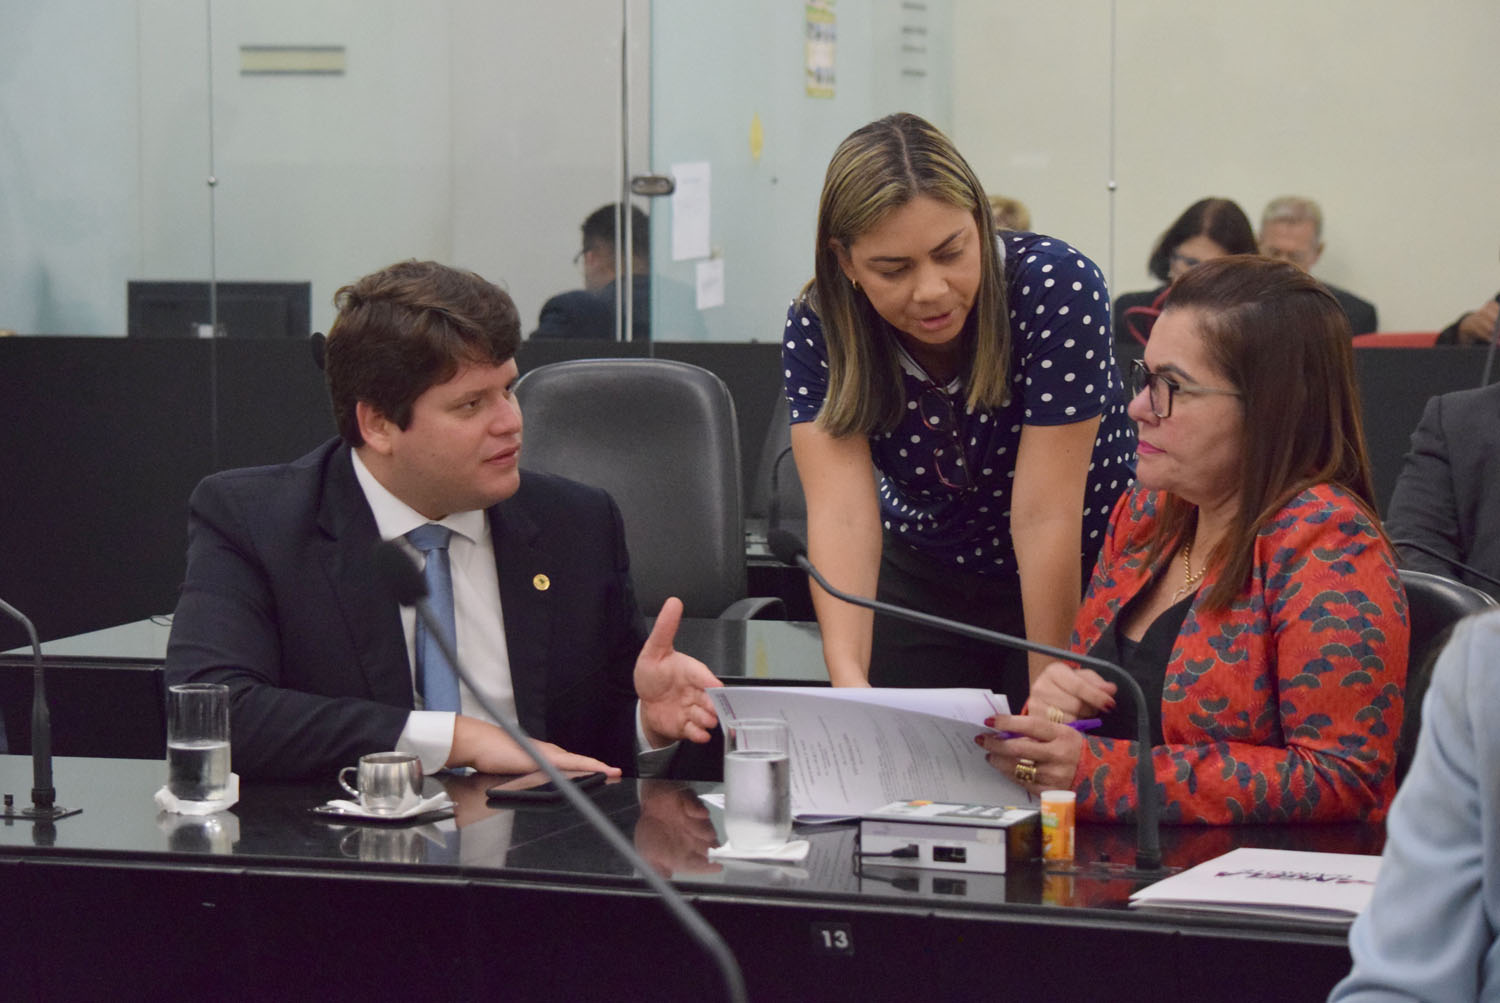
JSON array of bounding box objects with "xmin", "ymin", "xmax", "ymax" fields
[
  {"xmin": 1045, "ymin": 706, "xmax": 1067, "ymax": 724},
  {"xmin": 1014, "ymin": 759, "xmax": 1038, "ymax": 784}
]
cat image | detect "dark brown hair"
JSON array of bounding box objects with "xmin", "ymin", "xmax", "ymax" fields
[
  {"xmin": 324, "ymin": 260, "xmax": 520, "ymax": 445},
  {"xmin": 1147, "ymin": 198, "xmax": 1257, "ymax": 282},
  {"xmin": 1142, "ymin": 255, "xmax": 1380, "ymax": 611},
  {"xmin": 582, "ymin": 202, "xmax": 649, "ymax": 261}
]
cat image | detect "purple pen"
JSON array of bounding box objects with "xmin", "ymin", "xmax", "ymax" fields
[{"xmin": 987, "ymin": 718, "xmax": 1102, "ymax": 741}]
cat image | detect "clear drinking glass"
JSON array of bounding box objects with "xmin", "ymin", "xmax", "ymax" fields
[
  {"xmin": 166, "ymin": 682, "xmax": 231, "ymax": 801},
  {"xmin": 722, "ymin": 718, "xmax": 792, "ymax": 850}
]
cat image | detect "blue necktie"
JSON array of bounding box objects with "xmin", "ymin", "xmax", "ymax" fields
[{"xmin": 406, "ymin": 523, "xmax": 460, "ymax": 713}]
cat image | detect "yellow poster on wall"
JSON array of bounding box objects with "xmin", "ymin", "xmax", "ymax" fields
[{"xmin": 805, "ymin": 2, "xmax": 836, "ymax": 99}]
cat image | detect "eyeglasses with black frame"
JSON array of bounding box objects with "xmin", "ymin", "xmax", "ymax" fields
[
  {"xmin": 916, "ymin": 384, "xmax": 975, "ymax": 493},
  {"xmin": 1130, "ymin": 359, "xmax": 1242, "ymax": 419}
]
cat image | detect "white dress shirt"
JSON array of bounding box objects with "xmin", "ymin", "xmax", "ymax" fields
[
  {"xmin": 350, "ymin": 450, "xmax": 671, "ymax": 775},
  {"xmin": 351, "ymin": 450, "xmax": 516, "ymax": 773}
]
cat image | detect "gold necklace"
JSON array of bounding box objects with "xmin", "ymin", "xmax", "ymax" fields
[{"xmin": 1173, "ymin": 541, "xmax": 1206, "ymax": 600}]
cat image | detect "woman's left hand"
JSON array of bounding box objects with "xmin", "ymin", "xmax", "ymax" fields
[{"xmin": 976, "ymin": 713, "xmax": 1085, "ymax": 795}]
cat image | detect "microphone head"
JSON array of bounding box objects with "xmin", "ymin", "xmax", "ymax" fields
[
  {"xmin": 373, "ymin": 541, "xmax": 428, "ymax": 606},
  {"xmin": 766, "ymin": 528, "xmax": 808, "ymax": 568}
]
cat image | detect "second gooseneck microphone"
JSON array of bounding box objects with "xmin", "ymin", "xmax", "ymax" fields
[{"xmin": 767, "ymin": 528, "xmax": 1164, "ymax": 873}]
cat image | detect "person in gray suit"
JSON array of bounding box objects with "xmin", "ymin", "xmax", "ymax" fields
[
  {"xmin": 165, "ymin": 259, "xmax": 720, "ymax": 780},
  {"xmin": 1385, "ymin": 380, "xmax": 1500, "ymax": 599}
]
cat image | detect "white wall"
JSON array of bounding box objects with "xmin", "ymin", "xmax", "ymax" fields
[
  {"xmin": 954, "ymin": 1, "xmax": 1500, "ymax": 333},
  {"xmin": 648, "ymin": 0, "xmax": 954, "ymax": 343},
  {"xmin": 450, "ymin": 0, "xmax": 651, "ymax": 335}
]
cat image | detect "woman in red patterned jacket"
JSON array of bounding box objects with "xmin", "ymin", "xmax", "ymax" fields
[{"xmin": 980, "ymin": 255, "xmax": 1408, "ymax": 824}]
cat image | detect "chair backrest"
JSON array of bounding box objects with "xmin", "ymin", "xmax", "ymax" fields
[
  {"xmin": 1395, "ymin": 569, "xmax": 1498, "ymax": 782},
  {"xmin": 515, "ymin": 358, "xmax": 745, "ymax": 618},
  {"xmin": 747, "ymin": 394, "xmax": 806, "ymax": 530}
]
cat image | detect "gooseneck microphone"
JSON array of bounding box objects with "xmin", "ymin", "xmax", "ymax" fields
[
  {"xmin": 766, "ymin": 529, "xmax": 1164, "ymax": 873},
  {"xmin": 1390, "ymin": 538, "xmax": 1500, "ymax": 593},
  {"xmin": 373, "ymin": 542, "xmax": 747, "ymax": 1003},
  {"xmin": 0, "ymin": 596, "xmax": 75, "ymax": 821}
]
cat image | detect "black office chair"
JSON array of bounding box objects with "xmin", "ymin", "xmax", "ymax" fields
[
  {"xmin": 1394, "ymin": 569, "xmax": 1497, "ymax": 782},
  {"xmin": 515, "ymin": 358, "xmax": 782, "ymax": 620}
]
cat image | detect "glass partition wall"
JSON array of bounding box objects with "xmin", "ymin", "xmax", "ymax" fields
[
  {"xmin": 4, "ymin": 2, "xmax": 1497, "ymax": 348},
  {"xmin": 2, "ymin": 0, "xmax": 645, "ymax": 341}
]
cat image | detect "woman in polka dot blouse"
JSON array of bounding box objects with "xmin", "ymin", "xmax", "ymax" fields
[{"xmin": 783, "ymin": 113, "xmax": 1136, "ymax": 707}]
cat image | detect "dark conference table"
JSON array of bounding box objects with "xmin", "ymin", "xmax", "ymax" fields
[{"xmin": 0, "ymin": 755, "xmax": 1375, "ymax": 1002}]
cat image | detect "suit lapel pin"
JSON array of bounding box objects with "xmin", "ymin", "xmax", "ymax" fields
[{"xmin": 532, "ymin": 573, "xmax": 550, "ymax": 592}]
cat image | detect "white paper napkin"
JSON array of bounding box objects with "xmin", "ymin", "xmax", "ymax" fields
[
  {"xmin": 707, "ymin": 839, "xmax": 810, "ymax": 863},
  {"xmin": 153, "ymin": 773, "xmax": 240, "ymax": 815},
  {"xmin": 314, "ymin": 792, "xmax": 454, "ymax": 821}
]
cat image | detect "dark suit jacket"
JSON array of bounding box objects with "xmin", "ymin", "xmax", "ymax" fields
[
  {"xmin": 165, "ymin": 438, "xmax": 646, "ymax": 779},
  {"xmin": 530, "ymin": 276, "xmax": 651, "ymax": 342},
  {"xmin": 1386, "ymin": 381, "xmax": 1500, "ymax": 599},
  {"xmin": 529, "ymin": 274, "xmax": 710, "ymax": 342},
  {"xmin": 1325, "ymin": 282, "xmax": 1378, "ymax": 336}
]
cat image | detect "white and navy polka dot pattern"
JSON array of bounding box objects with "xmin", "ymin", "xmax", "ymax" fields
[{"xmin": 782, "ymin": 231, "xmax": 1136, "ymax": 578}]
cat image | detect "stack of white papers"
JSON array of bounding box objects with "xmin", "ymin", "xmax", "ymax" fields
[
  {"xmin": 708, "ymin": 686, "xmax": 1026, "ymax": 819},
  {"xmin": 1128, "ymin": 847, "xmax": 1382, "ymax": 924}
]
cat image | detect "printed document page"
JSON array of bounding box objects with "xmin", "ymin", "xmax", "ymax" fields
[
  {"xmin": 709, "ymin": 687, "xmax": 1027, "ymax": 818},
  {"xmin": 1128, "ymin": 846, "xmax": 1382, "ymax": 922}
]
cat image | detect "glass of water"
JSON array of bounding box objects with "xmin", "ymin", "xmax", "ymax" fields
[
  {"xmin": 166, "ymin": 682, "xmax": 231, "ymax": 802},
  {"xmin": 723, "ymin": 718, "xmax": 791, "ymax": 851}
]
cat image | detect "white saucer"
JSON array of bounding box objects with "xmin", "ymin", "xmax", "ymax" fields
[{"xmin": 312, "ymin": 793, "xmax": 454, "ymax": 823}]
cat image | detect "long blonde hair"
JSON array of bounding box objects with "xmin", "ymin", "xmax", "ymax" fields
[{"xmin": 805, "ymin": 113, "xmax": 1009, "ymax": 436}]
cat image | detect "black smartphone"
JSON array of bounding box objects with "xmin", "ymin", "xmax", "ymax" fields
[{"xmin": 485, "ymin": 770, "xmax": 606, "ymax": 803}]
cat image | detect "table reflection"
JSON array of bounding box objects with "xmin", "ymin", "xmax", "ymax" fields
[{"xmin": 0, "ymin": 756, "xmax": 1387, "ymax": 927}]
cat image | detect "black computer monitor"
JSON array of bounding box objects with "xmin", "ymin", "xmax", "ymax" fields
[{"xmin": 127, "ymin": 280, "xmax": 312, "ymax": 339}]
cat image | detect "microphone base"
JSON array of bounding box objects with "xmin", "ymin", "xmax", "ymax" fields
[{"xmin": 1, "ymin": 803, "xmax": 82, "ymax": 822}]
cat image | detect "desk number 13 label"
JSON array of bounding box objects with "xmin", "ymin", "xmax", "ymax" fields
[{"xmin": 812, "ymin": 922, "xmax": 853, "ymax": 955}]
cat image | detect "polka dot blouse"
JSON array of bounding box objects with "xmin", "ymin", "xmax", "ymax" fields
[{"xmin": 782, "ymin": 231, "xmax": 1137, "ymax": 580}]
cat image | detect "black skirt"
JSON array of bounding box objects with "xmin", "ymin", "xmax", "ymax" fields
[{"xmin": 868, "ymin": 531, "xmax": 1030, "ymax": 710}]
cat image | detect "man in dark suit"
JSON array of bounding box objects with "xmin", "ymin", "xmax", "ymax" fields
[
  {"xmin": 531, "ymin": 203, "xmax": 652, "ymax": 342},
  {"xmin": 530, "ymin": 203, "xmax": 705, "ymax": 342},
  {"xmin": 165, "ymin": 260, "xmax": 719, "ymax": 780},
  {"xmin": 1386, "ymin": 381, "xmax": 1500, "ymax": 600},
  {"xmin": 1258, "ymin": 195, "xmax": 1378, "ymax": 335}
]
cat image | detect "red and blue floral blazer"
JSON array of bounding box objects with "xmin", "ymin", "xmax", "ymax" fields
[{"xmin": 1070, "ymin": 483, "xmax": 1408, "ymax": 824}]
